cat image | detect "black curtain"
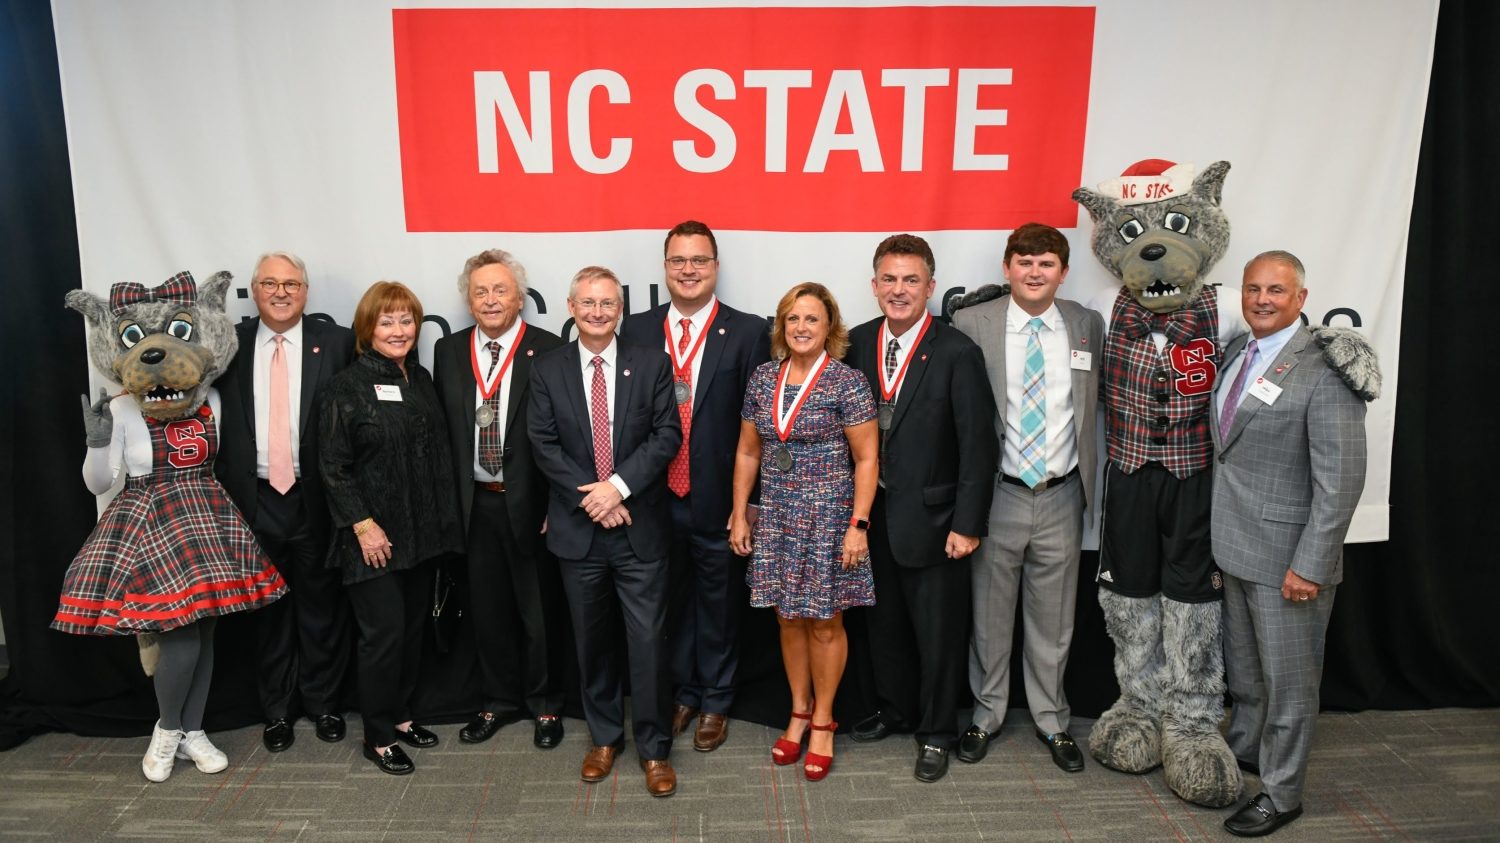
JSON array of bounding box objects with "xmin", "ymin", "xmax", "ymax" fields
[{"xmin": 3, "ymin": 0, "xmax": 1496, "ymax": 751}]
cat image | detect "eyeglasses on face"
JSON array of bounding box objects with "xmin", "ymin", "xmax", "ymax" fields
[
  {"xmin": 256, "ymin": 279, "xmax": 305, "ymax": 294},
  {"xmin": 665, "ymin": 256, "xmax": 715, "ymax": 269},
  {"xmin": 572, "ymin": 298, "xmax": 621, "ymax": 312}
]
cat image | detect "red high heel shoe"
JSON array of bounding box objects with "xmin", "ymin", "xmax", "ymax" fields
[
  {"xmin": 771, "ymin": 708, "xmax": 813, "ymax": 765},
  {"xmin": 803, "ymin": 721, "xmax": 838, "ymax": 781}
]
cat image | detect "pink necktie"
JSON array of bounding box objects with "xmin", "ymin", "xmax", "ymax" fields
[
  {"xmin": 590, "ymin": 356, "xmax": 613, "ymax": 480},
  {"xmin": 1219, "ymin": 339, "xmax": 1259, "ymax": 435},
  {"xmin": 667, "ymin": 319, "xmax": 693, "ymax": 497},
  {"xmin": 268, "ymin": 334, "xmax": 294, "ymax": 494}
]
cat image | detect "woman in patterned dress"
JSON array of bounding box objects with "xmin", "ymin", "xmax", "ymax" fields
[
  {"xmin": 319, "ymin": 281, "xmax": 462, "ymax": 775},
  {"xmin": 729, "ymin": 282, "xmax": 878, "ymax": 781}
]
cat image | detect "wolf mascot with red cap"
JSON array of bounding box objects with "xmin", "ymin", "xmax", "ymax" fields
[{"xmin": 1074, "ymin": 160, "xmax": 1379, "ymax": 808}]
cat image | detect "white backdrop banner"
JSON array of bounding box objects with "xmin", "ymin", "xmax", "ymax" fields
[{"xmin": 51, "ymin": 0, "xmax": 1439, "ymax": 542}]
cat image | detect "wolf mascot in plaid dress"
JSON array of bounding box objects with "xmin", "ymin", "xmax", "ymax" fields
[
  {"xmin": 1073, "ymin": 161, "xmax": 1378, "ymax": 808},
  {"xmin": 59, "ymin": 271, "xmax": 287, "ymax": 782}
]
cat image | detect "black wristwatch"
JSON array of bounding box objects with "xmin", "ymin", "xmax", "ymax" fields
[{"xmin": 849, "ymin": 516, "xmax": 870, "ymax": 531}]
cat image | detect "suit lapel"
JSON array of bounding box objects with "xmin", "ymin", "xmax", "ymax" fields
[
  {"xmin": 693, "ymin": 308, "xmax": 727, "ymax": 417},
  {"xmin": 234, "ymin": 319, "xmax": 257, "ymax": 436},
  {"xmin": 504, "ymin": 324, "xmax": 533, "ymax": 441},
  {"xmin": 1222, "ymin": 328, "xmax": 1310, "ymax": 449},
  {"xmin": 612, "ymin": 343, "xmax": 636, "ymax": 445},
  {"xmin": 562, "ymin": 343, "xmax": 593, "ymax": 447},
  {"xmin": 298, "ymin": 319, "xmax": 326, "ymax": 433},
  {"xmin": 888, "ymin": 317, "xmax": 934, "ymax": 434},
  {"xmin": 1060, "ymin": 304, "xmax": 1090, "ymax": 408}
]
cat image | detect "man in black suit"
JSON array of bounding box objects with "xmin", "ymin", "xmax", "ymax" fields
[
  {"xmin": 216, "ymin": 251, "xmax": 356, "ymax": 752},
  {"xmin": 432, "ymin": 249, "xmax": 568, "ymax": 750},
  {"xmin": 528, "ymin": 266, "xmax": 683, "ymax": 797},
  {"xmin": 845, "ymin": 234, "xmax": 998, "ymax": 783},
  {"xmin": 619, "ymin": 220, "xmax": 770, "ymax": 752}
]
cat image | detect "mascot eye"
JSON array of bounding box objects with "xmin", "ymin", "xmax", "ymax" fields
[
  {"xmin": 168, "ymin": 319, "xmax": 194, "ymax": 341},
  {"xmin": 1164, "ymin": 211, "xmax": 1192, "ymax": 234},
  {"xmin": 119, "ymin": 323, "xmax": 145, "ymax": 348},
  {"xmin": 1117, "ymin": 219, "xmax": 1145, "ymax": 243}
]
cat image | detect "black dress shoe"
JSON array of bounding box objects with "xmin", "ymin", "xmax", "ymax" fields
[
  {"xmin": 395, "ymin": 723, "xmax": 439, "ymax": 749},
  {"xmin": 1036, "ymin": 730, "xmax": 1085, "ymax": 772},
  {"xmin": 957, "ymin": 725, "xmax": 995, "ymax": 764},
  {"xmin": 460, "ymin": 713, "xmax": 503, "ymax": 744},
  {"xmin": 363, "ymin": 743, "xmax": 415, "ymax": 776},
  {"xmin": 1237, "ymin": 757, "xmax": 1261, "ymax": 776},
  {"xmin": 263, "ymin": 718, "xmax": 295, "ymax": 753},
  {"xmin": 314, "ymin": 714, "xmax": 346, "ymax": 743},
  {"xmin": 914, "ymin": 744, "xmax": 950, "ymax": 783},
  {"xmin": 1224, "ymin": 792, "xmax": 1303, "ymax": 837},
  {"xmin": 851, "ymin": 713, "xmax": 897, "ymax": 743},
  {"xmin": 534, "ymin": 715, "xmax": 564, "ymax": 749}
]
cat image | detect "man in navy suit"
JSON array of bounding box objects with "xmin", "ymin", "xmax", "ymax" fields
[
  {"xmin": 620, "ymin": 220, "xmax": 770, "ymax": 751},
  {"xmin": 215, "ymin": 251, "xmax": 355, "ymax": 753},
  {"xmin": 432, "ymin": 249, "xmax": 568, "ymax": 750},
  {"xmin": 528, "ymin": 266, "xmax": 683, "ymax": 797}
]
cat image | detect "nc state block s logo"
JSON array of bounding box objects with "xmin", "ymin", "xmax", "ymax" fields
[{"xmin": 1168, "ymin": 338, "xmax": 1218, "ymax": 396}]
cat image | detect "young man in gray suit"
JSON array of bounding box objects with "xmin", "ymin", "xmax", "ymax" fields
[
  {"xmin": 951, "ymin": 223, "xmax": 1104, "ymax": 773},
  {"xmin": 1212, "ymin": 251, "xmax": 1370, "ymax": 837}
]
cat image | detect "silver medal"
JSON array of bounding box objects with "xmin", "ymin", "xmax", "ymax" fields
[
  {"xmin": 774, "ymin": 444, "xmax": 793, "ymax": 472},
  {"xmin": 674, "ymin": 380, "xmax": 691, "ymax": 405},
  {"xmin": 475, "ymin": 403, "xmax": 495, "ymax": 428},
  {"xmin": 877, "ymin": 404, "xmax": 894, "ymax": 430}
]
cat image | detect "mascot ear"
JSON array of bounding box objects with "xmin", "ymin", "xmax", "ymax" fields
[
  {"xmin": 64, "ymin": 289, "xmax": 111, "ymax": 329},
  {"xmin": 1191, "ymin": 161, "xmax": 1232, "ymax": 206},
  {"xmin": 1072, "ymin": 186, "xmax": 1116, "ymax": 224},
  {"xmin": 200, "ymin": 271, "xmax": 233, "ymax": 311}
]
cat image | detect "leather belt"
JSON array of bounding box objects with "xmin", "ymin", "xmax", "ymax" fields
[
  {"xmin": 476, "ymin": 480, "xmax": 506, "ymax": 493},
  {"xmin": 1000, "ymin": 467, "xmax": 1078, "ymax": 493}
]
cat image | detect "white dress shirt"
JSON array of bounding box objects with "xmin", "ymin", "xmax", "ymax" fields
[
  {"xmin": 577, "ymin": 338, "xmax": 632, "ymax": 499},
  {"xmin": 1001, "ymin": 303, "xmax": 1078, "ymax": 480},
  {"xmin": 253, "ymin": 319, "xmax": 303, "ymax": 479},
  {"xmin": 472, "ymin": 319, "xmax": 523, "ymax": 483},
  {"xmin": 665, "ymin": 294, "xmax": 718, "ymax": 389},
  {"xmin": 879, "ymin": 314, "xmax": 928, "ymax": 405},
  {"xmin": 1215, "ymin": 320, "xmax": 1301, "ymax": 420}
]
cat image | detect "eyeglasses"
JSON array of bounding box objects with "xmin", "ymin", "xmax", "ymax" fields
[
  {"xmin": 875, "ymin": 277, "xmax": 928, "ymax": 290},
  {"xmin": 573, "ymin": 298, "xmax": 620, "ymax": 313},
  {"xmin": 256, "ymin": 279, "xmax": 305, "ymax": 294},
  {"xmin": 666, "ymin": 256, "xmax": 715, "ymax": 270}
]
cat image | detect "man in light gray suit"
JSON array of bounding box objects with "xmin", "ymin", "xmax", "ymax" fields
[
  {"xmin": 951, "ymin": 223, "xmax": 1104, "ymax": 772},
  {"xmin": 1212, "ymin": 251, "xmax": 1370, "ymax": 837}
]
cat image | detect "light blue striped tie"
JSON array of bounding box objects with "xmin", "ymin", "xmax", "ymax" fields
[{"xmin": 1018, "ymin": 317, "xmax": 1047, "ymax": 488}]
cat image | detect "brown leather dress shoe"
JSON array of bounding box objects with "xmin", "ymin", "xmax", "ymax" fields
[
  {"xmin": 640, "ymin": 758, "xmax": 677, "ymax": 797},
  {"xmin": 670, "ymin": 704, "xmax": 698, "ymax": 737},
  {"xmin": 693, "ymin": 713, "xmax": 728, "ymax": 752},
  {"xmin": 580, "ymin": 745, "xmax": 617, "ymax": 782}
]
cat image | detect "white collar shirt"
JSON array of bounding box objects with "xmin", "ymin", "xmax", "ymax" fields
[
  {"xmin": 1002, "ymin": 302, "xmax": 1078, "ymax": 480},
  {"xmin": 253, "ymin": 318, "xmax": 304, "ymax": 479},
  {"xmin": 665, "ymin": 295, "xmax": 717, "ymax": 390},
  {"xmin": 578, "ymin": 337, "xmax": 632, "ymax": 499},
  {"xmin": 472, "ymin": 319, "xmax": 524, "ymax": 483},
  {"xmin": 1215, "ymin": 320, "xmax": 1300, "ymax": 420},
  {"xmin": 879, "ymin": 314, "xmax": 927, "ymax": 405}
]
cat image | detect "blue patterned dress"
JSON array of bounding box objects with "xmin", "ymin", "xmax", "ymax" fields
[{"xmin": 742, "ymin": 358, "xmax": 876, "ymax": 619}]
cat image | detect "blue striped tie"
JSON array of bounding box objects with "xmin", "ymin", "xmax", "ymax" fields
[{"xmin": 1018, "ymin": 317, "xmax": 1047, "ymax": 488}]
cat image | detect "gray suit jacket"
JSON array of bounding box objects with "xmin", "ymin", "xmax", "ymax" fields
[
  {"xmin": 953, "ymin": 295, "xmax": 1104, "ymax": 511},
  {"xmin": 1210, "ymin": 326, "xmax": 1368, "ymax": 588}
]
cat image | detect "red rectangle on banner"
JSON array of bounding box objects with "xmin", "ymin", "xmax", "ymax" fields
[{"xmin": 393, "ymin": 6, "xmax": 1094, "ymax": 232}]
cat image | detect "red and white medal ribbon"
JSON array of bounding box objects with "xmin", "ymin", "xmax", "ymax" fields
[
  {"xmin": 470, "ymin": 321, "xmax": 527, "ymax": 400},
  {"xmin": 774, "ymin": 351, "xmax": 829, "ymax": 444},
  {"xmin": 877, "ymin": 313, "xmax": 931, "ymax": 403},
  {"xmin": 664, "ymin": 299, "xmax": 718, "ymax": 379}
]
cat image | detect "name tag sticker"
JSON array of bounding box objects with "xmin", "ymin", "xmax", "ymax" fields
[
  {"xmin": 1070, "ymin": 349, "xmax": 1092, "ymax": 371},
  {"xmin": 374, "ymin": 384, "xmax": 404, "ymax": 402},
  {"xmin": 1248, "ymin": 377, "xmax": 1282, "ymax": 405}
]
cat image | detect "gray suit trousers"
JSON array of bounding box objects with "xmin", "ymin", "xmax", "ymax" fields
[
  {"xmin": 968, "ymin": 476, "xmax": 1084, "ymax": 735},
  {"xmin": 1223, "ymin": 571, "xmax": 1336, "ymax": 810}
]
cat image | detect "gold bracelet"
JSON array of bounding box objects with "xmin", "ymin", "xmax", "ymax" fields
[{"xmin": 353, "ymin": 519, "xmax": 373, "ymax": 536}]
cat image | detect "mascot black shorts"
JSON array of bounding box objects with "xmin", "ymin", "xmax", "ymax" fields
[{"xmin": 1096, "ymin": 462, "xmax": 1223, "ymax": 603}]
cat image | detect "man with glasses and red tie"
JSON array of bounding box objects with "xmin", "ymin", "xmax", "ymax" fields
[
  {"xmin": 528, "ymin": 267, "xmax": 682, "ymax": 797},
  {"xmin": 216, "ymin": 252, "xmax": 356, "ymax": 753},
  {"xmin": 620, "ymin": 221, "xmax": 770, "ymax": 752}
]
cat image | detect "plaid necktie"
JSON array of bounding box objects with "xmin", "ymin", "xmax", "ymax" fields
[
  {"xmin": 1018, "ymin": 317, "xmax": 1047, "ymax": 488},
  {"xmin": 667, "ymin": 318, "xmax": 693, "ymax": 497},
  {"xmin": 880, "ymin": 336, "xmax": 898, "ymax": 472},
  {"xmin": 590, "ymin": 356, "xmax": 613, "ymax": 480},
  {"xmin": 478, "ymin": 341, "xmax": 503, "ymax": 474},
  {"xmin": 1219, "ymin": 339, "xmax": 1259, "ymax": 434}
]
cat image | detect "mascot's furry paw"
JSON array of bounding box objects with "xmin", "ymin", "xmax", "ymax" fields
[
  {"xmin": 1161, "ymin": 714, "xmax": 1242, "ymax": 807},
  {"xmin": 1311, "ymin": 326, "xmax": 1381, "ymax": 401},
  {"xmin": 137, "ymin": 633, "xmax": 160, "ymax": 677},
  {"xmin": 1090, "ymin": 700, "xmax": 1162, "ymax": 773},
  {"xmin": 947, "ymin": 284, "xmax": 1009, "ymax": 315}
]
